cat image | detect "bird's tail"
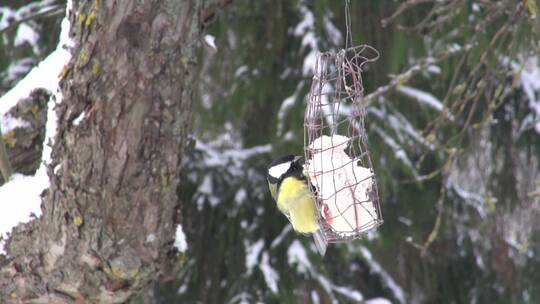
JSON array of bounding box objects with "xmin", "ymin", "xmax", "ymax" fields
[{"xmin": 313, "ymin": 229, "xmax": 328, "ymax": 256}]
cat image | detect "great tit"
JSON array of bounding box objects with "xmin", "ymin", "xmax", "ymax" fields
[{"xmin": 267, "ymin": 155, "xmax": 328, "ymax": 255}]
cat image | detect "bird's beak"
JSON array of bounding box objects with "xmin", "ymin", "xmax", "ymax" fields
[{"xmin": 293, "ymin": 155, "xmax": 303, "ymax": 163}]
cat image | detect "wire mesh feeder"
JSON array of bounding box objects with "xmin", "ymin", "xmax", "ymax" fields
[{"xmin": 303, "ymin": 45, "xmax": 383, "ymax": 243}]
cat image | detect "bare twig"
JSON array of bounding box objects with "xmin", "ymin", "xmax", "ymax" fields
[
  {"xmin": 421, "ymin": 176, "xmax": 448, "ymax": 256},
  {"xmin": 0, "ymin": 4, "xmax": 65, "ymax": 35},
  {"xmin": 363, "ymin": 44, "xmax": 472, "ymax": 108},
  {"xmin": 381, "ymin": 0, "xmax": 436, "ymax": 28},
  {"xmin": 425, "ymin": 2, "xmax": 522, "ymax": 148}
]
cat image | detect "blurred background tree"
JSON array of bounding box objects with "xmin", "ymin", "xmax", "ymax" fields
[
  {"xmin": 0, "ymin": 0, "xmax": 63, "ymax": 95},
  {"xmin": 2, "ymin": 0, "xmax": 540, "ymax": 303}
]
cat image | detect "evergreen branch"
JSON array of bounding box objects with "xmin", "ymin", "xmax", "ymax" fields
[
  {"xmin": 0, "ymin": 4, "xmax": 65, "ymax": 36},
  {"xmin": 363, "ymin": 44, "xmax": 472, "ymax": 108}
]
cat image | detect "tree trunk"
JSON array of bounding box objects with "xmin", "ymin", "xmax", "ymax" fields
[{"xmin": 0, "ymin": 0, "xmax": 226, "ymax": 302}]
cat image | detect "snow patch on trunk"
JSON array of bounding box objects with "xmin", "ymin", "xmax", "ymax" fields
[{"xmin": 0, "ymin": 0, "xmax": 73, "ymax": 254}]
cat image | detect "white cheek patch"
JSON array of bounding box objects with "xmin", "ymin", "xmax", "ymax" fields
[{"xmin": 269, "ymin": 161, "xmax": 291, "ymax": 179}]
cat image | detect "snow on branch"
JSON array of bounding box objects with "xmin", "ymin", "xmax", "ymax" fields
[
  {"xmin": 512, "ymin": 57, "xmax": 540, "ymax": 134},
  {"xmin": 363, "ymin": 44, "xmax": 472, "ymax": 108},
  {"xmin": 0, "ymin": 0, "xmax": 73, "ymax": 254},
  {"xmin": 397, "ymin": 85, "xmax": 443, "ymax": 112},
  {"xmin": 357, "ymin": 246, "xmax": 406, "ymax": 304},
  {"xmin": 0, "ymin": 0, "xmax": 64, "ymax": 35}
]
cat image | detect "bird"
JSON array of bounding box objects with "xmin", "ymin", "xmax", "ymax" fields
[{"xmin": 267, "ymin": 155, "xmax": 328, "ymax": 255}]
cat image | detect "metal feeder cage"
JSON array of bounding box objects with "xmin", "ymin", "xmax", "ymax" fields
[{"xmin": 303, "ymin": 45, "xmax": 383, "ymax": 243}]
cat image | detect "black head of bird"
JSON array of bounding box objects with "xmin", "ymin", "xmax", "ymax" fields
[{"xmin": 267, "ymin": 155, "xmax": 304, "ymax": 199}]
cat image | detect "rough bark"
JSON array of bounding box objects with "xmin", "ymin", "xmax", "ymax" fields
[
  {"xmin": 0, "ymin": 133, "xmax": 13, "ymax": 182},
  {"xmin": 0, "ymin": 89, "xmax": 49, "ymax": 184},
  {"xmin": 0, "ymin": 0, "xmax": 226, "ymax": 302}
]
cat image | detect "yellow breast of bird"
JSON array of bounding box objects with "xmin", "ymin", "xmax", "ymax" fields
[{"xmin": 278, "ymin": 177, "xmax": 319, "ymax": 234}]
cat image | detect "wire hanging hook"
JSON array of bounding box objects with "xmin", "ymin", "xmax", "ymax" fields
[{"xmin": 344, "ymin": 0, "xmax": 353, "ymax": 48}]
